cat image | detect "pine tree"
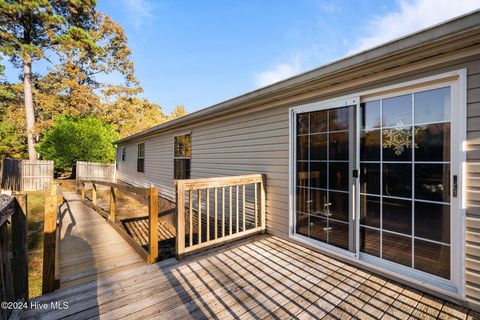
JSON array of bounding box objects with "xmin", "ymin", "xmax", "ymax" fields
[{"xmin": 0, "ymin": 1, "xmax": 138, "ymax": 159}]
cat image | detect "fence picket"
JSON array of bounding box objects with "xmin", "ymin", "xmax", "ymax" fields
[
  {"xmin": 0, "ymin": 159, "xmax": 53, "ymax": 191},
  {"xmin": 76, "ymin": 161, "xmax": 115, "ymax": 190}
]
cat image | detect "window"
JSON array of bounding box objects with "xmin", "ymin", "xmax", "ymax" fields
[
  {"xmin": 121, "ymin": 146, "xmax": 126, "ymax": 162},
  {"xmin": 137, "ymin": 143, "xmax": 145, "ymax": 172},
  {"xmin": 359, "ymin": 87, "xmax": 452, "ymax": 279},
  {"xmin": 174, "ymin": 134, "xmax": 191, "ymax": 179}
]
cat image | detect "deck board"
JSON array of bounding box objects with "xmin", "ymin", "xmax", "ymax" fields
[
  {"xmin": 57, "ymin": 192, "xmax": 144, "ymax": 288},
  {"xmin": 22, "ymin": 193, "xmax": 477, "ymax": 319}
]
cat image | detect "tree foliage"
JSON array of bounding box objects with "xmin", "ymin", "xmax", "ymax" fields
[
  {"xmin": 101, "ymin": 96, "xmax": 167, "ymax": 137},
  {"xmin": 0, "ymin": 1, "xmax": 188, "ymax": 162},
  {"xmin": 0, "ymin": 64, "xmax": 11, "ymax": 99},
  {"xmin": 1, "ymin": 0, "xmax": 104, "ymax": 159},
  {"xmin": 0, "ymin": 0, "xmax": 141, "ymax": 158},
  {"xmin": 0, "ymin": 66, "xmax": 186, "ymax": 160},
  {"xmin": 0, "ymin": 108, "xmax": 27, "ymax": 159},
  {"xmin": 169, "ymin": 105, "xmax": 187, "ymax": 119},
  {"xmin": 0, "ymin": 0, "xmax": 140, "ymax": 98},
  {"xmin": 36, "ymin": 116, "xmax": 119, "ymax": 169},
  {"xmin": 0, "ymin": 0, "xmax": 95, "ymax": 65},
  {"xmin": 0, "ymin": 78, "xmax": 26, "ymax": 158}
]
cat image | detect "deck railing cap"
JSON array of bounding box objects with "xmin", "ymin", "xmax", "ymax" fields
[
  {"xmin": 79, "ymin": 179, "xmax": 153, "ymax": 196},
  {"xmin": 177, "ymin": 174, "xmax": 264, "ymax": 191}
]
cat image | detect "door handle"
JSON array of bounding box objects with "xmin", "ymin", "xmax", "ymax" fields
[
  {"xmin": 452, "ymin": 175, "xmax": 458, "ymax": 198},
  {"xmin": 352, "ymin": 169, "xmax": 359, "ymax": 178},
  {"xmin": 306, "ymin": 200, "xmax": 312, "ymax": 212}
]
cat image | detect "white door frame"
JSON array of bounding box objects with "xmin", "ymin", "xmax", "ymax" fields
[
  {"xmin": 288, "ymin": 69, "xmax": 467, "ymax": 300},
  {"xmin": 289, "ymin": 97, "xmax": 360, "ymax": 259}
]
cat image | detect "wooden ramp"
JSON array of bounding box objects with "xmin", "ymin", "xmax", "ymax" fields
[
  {"xmin": 57, "ymin": 192, "xmax": 145, "ymax": 288},
  {"xmin": 23, "ymin": 234, "xmax": 479, "ymax": 319}
]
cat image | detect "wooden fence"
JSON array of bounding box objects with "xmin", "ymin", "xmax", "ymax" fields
[
  {"xmin": 0, "ymin": 159, "xmax": 54, "ymax": 191},
  {"xmin": 0, "ymin": 194, "xmax": 28, "ymax": 320},
  {"xmin": 76, "ymin": 161, "xmax": 116, "ymax": 189},
  {"xmin": 79, "ymin": 180, "xmax": 159, "ymax": 263},
  {"xmin": 175, "ymin": 174, "xmax": 266, "ymax": 259}
]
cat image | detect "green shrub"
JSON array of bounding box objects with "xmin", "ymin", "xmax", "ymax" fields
[{"xmin": 36, "ymin": 116, "xmax": 119, "ymax": 169}]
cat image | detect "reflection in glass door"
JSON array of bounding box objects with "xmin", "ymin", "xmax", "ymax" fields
[
  {"xmin": 359, "ymin": 87, "xmax": 452, "ymax": 279},
  {"xmin": 295, "ymin": 105, "xmax": 356, "ymax": 252},
  {"xmin": 293, "ymin": 84, "xmax": 454, "ymax": 283}
]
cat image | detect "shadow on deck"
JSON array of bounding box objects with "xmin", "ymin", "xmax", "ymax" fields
[
  {"xmin": 120, "ymin": 216, "xmax": 176, "ymax": 259},
  {"xmin": 22, "ymin": 203, "xmax": 480, "ymax": 320},
  {"xmin": 56, "ymin": 193, "xmax": 145, "ymax": 289},
  {"xmin": 20, "ymin": 192, "xmax": 479, "ymax": 319}
]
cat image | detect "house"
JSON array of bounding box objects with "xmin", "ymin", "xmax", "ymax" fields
[{"xmin": 114, "ymin": 10, "xmax": 480, "ymax": 312}]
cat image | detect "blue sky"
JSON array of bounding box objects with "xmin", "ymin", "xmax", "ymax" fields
[{"xmin": 3, "ymin": 0, "xmax": 479, "ymax": 114}]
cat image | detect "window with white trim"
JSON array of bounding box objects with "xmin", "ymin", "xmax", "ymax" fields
[
  {"xmin": 137, "ymin": 143, "xmax": 145, "ymax": 172},
  {"xmin": 174, "ymin": 134, "xmax": 191, "ymax": 179}
]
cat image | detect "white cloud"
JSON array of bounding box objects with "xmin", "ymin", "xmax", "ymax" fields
[
  {"xmin": 122, "ymin": 0, "xmax": 153, "ymax": 29},
  {"xmin": 255, "ymin": 56, "xmax": 302, "ymax": 87},
  {"xmin": 254, "ymin": 0, "xmax": 479, "ymax": 88},
  {"xmin": 349, "ymin": 0, "xmax": 479, "ymax": 54}
]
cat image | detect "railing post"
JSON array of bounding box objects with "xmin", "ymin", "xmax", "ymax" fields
[
  {"xmin": 109, "ymin": 187, "xmax": 116, "ymax": 221},
  {"xmin": 147, "ymin": 187, "xmax": 158, "ymax": 263},
  {"xmin": 176, "ymin": 182, "xmax": 185, "ymax": 260},
  {"xmin": 81, "ymin": 182, "xmax": 85, "ymax": 200},
  {"xmin": 11, "ymin": 194, "xmax": 28, "ymax": 301},
  {"xmin": 0, "ymin": 212, "xmax": 14, "ymax": 308},
  {"xmin": 57, "ymin": 184, "xmax": 63, "ymax": 206},
  {"xmin": 260, "ymin": 174, "xmax": 266, "ymax": 233},
  {"xmin": 92, "ymin": 182, "xmax": 97, "ymax": 206},
  {"xmin": 42, "ymin": 183, "xmax": 59, "ymax": 294}
]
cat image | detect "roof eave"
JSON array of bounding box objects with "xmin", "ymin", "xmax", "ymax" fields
[{"xmin": 114, "ymin": 9, "xmax": 480, "ymax": 145}]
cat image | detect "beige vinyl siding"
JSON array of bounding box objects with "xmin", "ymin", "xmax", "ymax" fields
[
  {"xmin": 465, "ymin": 58, "xmax": 480, "ymax": 310},
  {"xmin": 117, "ymin": 50, "xmax": 480, "ymax": 309},
  {"xmin": 191, "ymin": 105, "xmax": 291, "ymax": 236},
  {"xmin": 117, "ymin": 129, "xmax": 192, "ymax": 200}
]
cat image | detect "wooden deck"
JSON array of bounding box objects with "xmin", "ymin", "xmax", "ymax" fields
[
  {"xmin": 57, "ymin": 192, "xmax": 145, "ymax": 288},
  {"xmin": 22, "ymin": 195, "xmax": 479, "ymax": 319}
]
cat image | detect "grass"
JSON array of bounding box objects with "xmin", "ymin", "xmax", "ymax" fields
[
  {"xmin": 56, "ymin": 179, "xmax": 76, "ymax": 193},
  {"xmin": 26, "ymin": 192, "xmax": 45, "ymax": 298},
  {"xmin": 25, "ymin": 180, "xmax": 74, "ymax": 298}
]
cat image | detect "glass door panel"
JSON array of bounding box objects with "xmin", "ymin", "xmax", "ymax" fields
[
  {"xmin": 359, "ymin": 86, "xmax": 451, "ymax": 279},
  {"xmin": 294, "ymin": 82, "xmax": 458, "ymax": 290},
  {"xmin": 295, "ymin": 105, "xmax": 355, "ymax": 252}
]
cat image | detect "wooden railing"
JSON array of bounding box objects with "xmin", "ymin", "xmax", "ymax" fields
[
  {"xmin": 79, "ymin": 180, "xmax": 159, "ymax": 263},
  {"xmin": 0, "ymin": 193, "xmax": 28, "ymax": 320},
  {"xmin": 175, "ymin": 174, "xmax": 266, "ymax": 259},
  {"xmin": 42, "ymin": 183, "xmax": 63, "ymax": 294}
]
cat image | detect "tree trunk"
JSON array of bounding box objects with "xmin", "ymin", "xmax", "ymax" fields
[{"xmin": 23, "ymin": 55, "xmax": 37, "ymax": 160}]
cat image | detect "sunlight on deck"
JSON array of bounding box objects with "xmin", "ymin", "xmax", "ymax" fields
[
  {"xmin": 23, "ymin": 233, "xmax": 478, "ymax": 319},
  {"xmin": 20, "ymin": 193, "xmax": 479, "ymax": 319}
]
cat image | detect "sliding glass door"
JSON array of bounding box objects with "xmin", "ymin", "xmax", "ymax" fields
[
  {"xmin": 293, "ymin": 81, "xmax": 459, "ymax": 286},
  {"xmin": 359, "ymin": 87, "xmax": 451, "ymax": 279},
  {"xmin": 295, "ymin": 102, "xmax": 357, "ymax": 253}
]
